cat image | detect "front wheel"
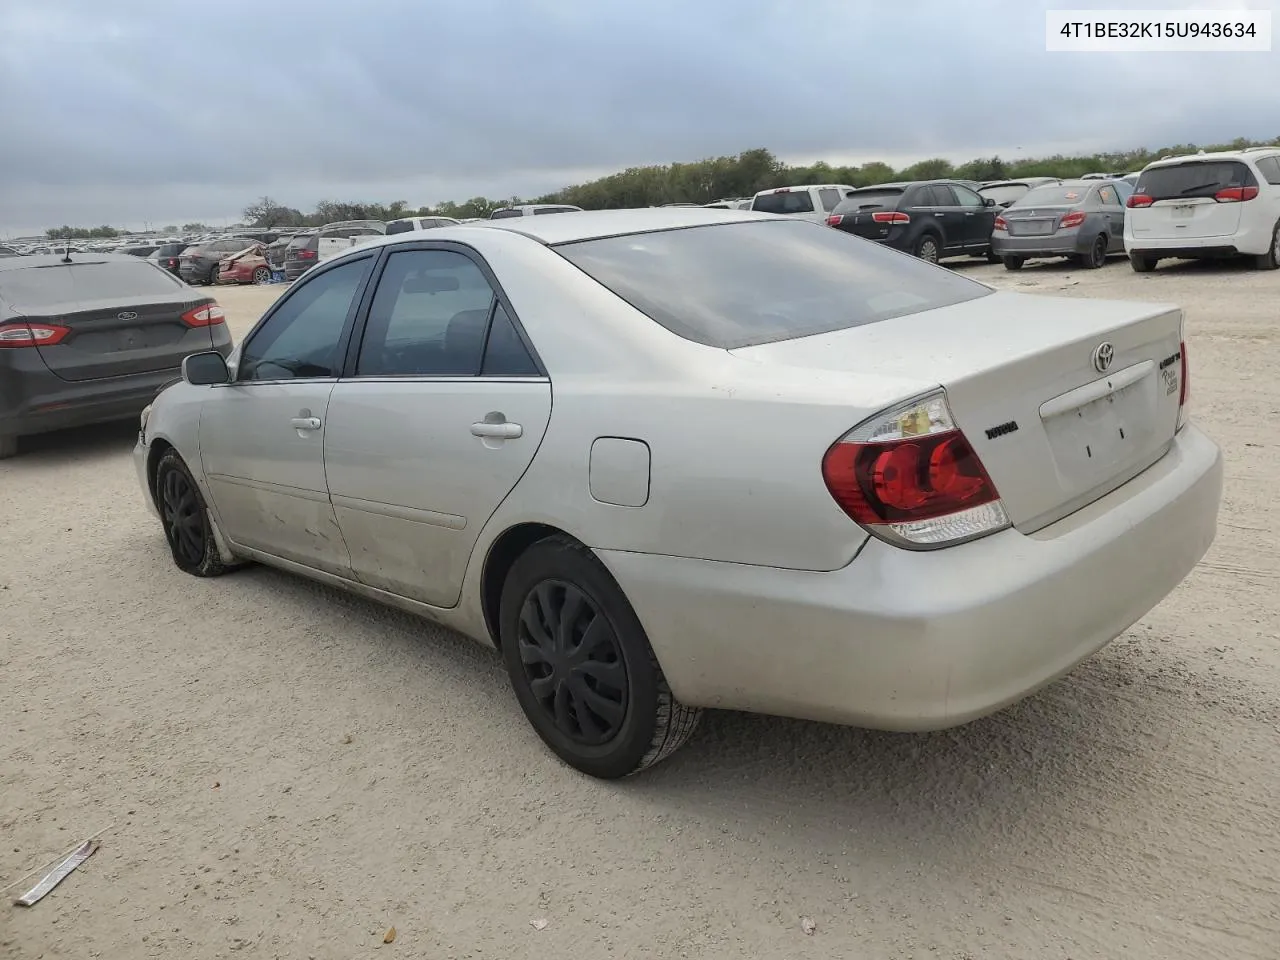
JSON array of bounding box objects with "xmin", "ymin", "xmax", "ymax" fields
[
  {"xmin": 914, "ymin": 234, "xmax": 940, "ymax": 264},
  {"xmin": 499, "ymin": 535, "xmax": 701, "ymax": 779},
  {"xmin": 155, "ymin": 449, "xmax": 235, "ymax": 577},
  {"xmin": 1003, "ymin": 255, "xmax": 1025, "ymax": 271}
]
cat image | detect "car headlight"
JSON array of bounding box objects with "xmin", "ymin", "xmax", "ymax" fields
[{"xmin": 139, "ymin": 404, "xmax": 152, "ymax": 439}]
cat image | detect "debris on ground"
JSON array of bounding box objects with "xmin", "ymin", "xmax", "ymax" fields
[
  {"xmin": 11, "ymin": 839, "xmax": 100, "ymax": 907},
  {"xmin": 382, "ymin": 926, "xmax": 396, "ymax": 943},
  {"xmin": 800, "ymin": 916, "xmax": 817, "ymax": 935},
  {"xmin": 529, "ymin": 918, "xmax": 548, "ymax": 931}
]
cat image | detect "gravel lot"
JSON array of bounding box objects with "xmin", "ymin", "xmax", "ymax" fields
[{"xmin": 2, "ymin": 258, "xmax": 1277, "ymax": 959}]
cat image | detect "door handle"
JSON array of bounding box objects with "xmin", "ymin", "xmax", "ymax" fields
[
  {"xmin": 471, "ymin": 421, "xmax": 522, "ymax": 440},
  {"xmin": 934, "ymin": 212, "xmax": 945, "ymax": 217},
  {"xmin": 290, "ymin": 417, "xmax": 322, "ymax": 431}
]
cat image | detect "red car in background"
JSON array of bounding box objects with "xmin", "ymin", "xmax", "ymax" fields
[{"xmin": 215, "ymin": 245, "xmax": 273, "ymax": 285}]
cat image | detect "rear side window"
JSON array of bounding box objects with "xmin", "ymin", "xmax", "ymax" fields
[
  {"xmin": 1255, "ymin": 156, "xmax": 1280, "ymax": 185},
  {"xmin": 385, "ymin": 220, "xmax": 417, "ymax": 235},
  {"xmin": 979, "ymin": 184, "xmax": 1030, "ymax": 206},
  {"xmin": 555, "ymin": 219, "xmax": 992, "ymax": 350},
  {"xmin": 1136, "ymin": 161, "xmax": 1257, "ymax": 200},
  {"xmin": 751, "ymin": 191, "xmax": 815, "ymax": 214},
  {"xmin": 818, "ymin": 188, "xmax": 843, "ymax": 212},
  {"xmin": 0, "ymin": 260, "xmax": 180, "ymax": 310},
  {"xmin": 490, "ymin": 209, "xmax": 524, "ymax": 219}
]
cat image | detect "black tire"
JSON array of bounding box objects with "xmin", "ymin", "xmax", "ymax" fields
[
  {"xmin": 1003, "ymin": 255, "xmax": 1025, "ymax": 271},
  {"xmin": 0, "ymin": 434, "xmax": 16, "ymax": 460},
  {"xmin": 1084, "ymin": 234, "xmax": 1108, "ymax": 269},
  {"xmin": 251, "ymin": 265, "xmax": 271, "ymax": 284},
  {"xmin": 985, "ymin": 248, "xmax": 1001, "ymax": 264},
  {"xmin": 914, "ymin": 233, "xmax": 941, "ymax": 264},
  {"xmin": 499, "ymin": 534, "xmax": 701, "ymax": 778},
  {"xmin": 1255, "ymin": 222, "xmax": 1280, "ymax": 270},
  {"xmin": 1129, "ymin": 253, "xmax": 1158, "ymax": 273},
  {"xmin": 154, "ymin": 449, "xmax": 235, "ymax": 577}
]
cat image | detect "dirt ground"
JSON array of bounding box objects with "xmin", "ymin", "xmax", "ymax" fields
[{"xmin": 2, "ymin": 257, "xmax": 1277, "ymax": 960}]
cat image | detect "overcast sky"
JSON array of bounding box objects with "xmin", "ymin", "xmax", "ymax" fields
[{"xmin": 1, "ymin": 0, "xmax": 1275, "ymax": 236}]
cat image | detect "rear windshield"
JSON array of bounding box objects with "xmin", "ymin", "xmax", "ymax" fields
[
  {"xmin": 750, "ymin": 191, "xmax": 815, "ymax": 214},
  {"xmin": 1136, "ymin": 160, "xmax": 1256, "ymax": 200},
  {"xmin": 0, "ymin": 260, "xmax": 181, "ymax": 310},
  {"xmin": 833, "ymin": 188, "xmax": 904, "ymax": 213},
  {"xmin": 490, "ymin": 209, "xmax": 524, "ymax": 219},
  {"xmin": 385, "ymin": 220, "xmax": 418, "ymax": 235},
  {"xmin": 533, "ymin": 206, "xmax": 578, "ymax": 215},
  {"xmin": 287, "ymin": 234, "xmax": 317, "ymax": 251},
  {"xmin": 555, "ymin": 219, "xmax": 992, "ymax": 349},
  {"xmin": 1014, "ymin": 185, "xmax": 1093, "ymax": 207},
  {"xmin": 978, "ymin": 184, "xmax": 1030, "ymax": 206},
  {"xmin": 155, "ymin": 243, "xmax": 187, "ymax": 255}
]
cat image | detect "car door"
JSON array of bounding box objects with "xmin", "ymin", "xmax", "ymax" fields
[
  {"xmin": 323, "ymin": 245, "xmax": 552, "ymax": 608},
  {"xmin": 198, "ymin": 254, "xmax": 376, "ymax": 575},
  {"xmin": 920, "ymin": 184, "xmax": 963, "ymax": 250},
  {"xmin": 1096, "ymin": 183, "xmax": 1125, "ymax": 251},
  {"xmin": 951, "ymin": 184, "xmax": 995, "ymax": 247}
]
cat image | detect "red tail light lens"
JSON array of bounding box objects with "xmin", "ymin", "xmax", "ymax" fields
[
  {"xmin": 0, "ymin": 322, "xmax": 71, "ymax": 348},
  {"xmin": 166, "ymin": 258, "xmax": 178, "ymax": 267},
  {"xmin": 994, "ymin": 215, "xmax": 1008, "ymax": 231},
  {"xmin": 1059, "ymin": 211, "xmax": 1086, "ymax": 229},
  {"xmin": 181, "ymin": 304, "xmax": 226, "ymax": 327},
  {"xmin": 826, "ymin": 214, "xmax": 844, "ymax": 226},
  {"xmin": 822, "ymin": 392, "xmax": 1008, "ymax": 548},
  {"xmin": 295, "ymin": 249, "xmax": 316, "ymax": 260},
  {"xmin": 871, "ymin": 211, "xmax": 910, "ymax": 224},
  {"xmin": 1213, "ymin": 185, "xmax": 1258, "ymax": 203},
  {"xmin": 1127, "ymin": 193, "xmax": 1153, "ymax": 208}
]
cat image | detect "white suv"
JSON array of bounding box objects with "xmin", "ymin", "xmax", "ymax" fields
[{"xmin": 1125, "ymin": 147, "xmax": 1280, "ymax": 272}]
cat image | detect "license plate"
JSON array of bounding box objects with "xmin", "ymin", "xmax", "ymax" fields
[
  {"xmin": 1172, "ymin": 205, "xmax": 1195, "ymax": 219},
  {"xmin": 1010, "ymin": 219, "xmax": 1051, "ymax": 236}
]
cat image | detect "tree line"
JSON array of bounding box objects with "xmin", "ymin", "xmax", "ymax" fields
[{"xmin": 45, "ymin": 136, "xmax": 1279, "ymax": 237}]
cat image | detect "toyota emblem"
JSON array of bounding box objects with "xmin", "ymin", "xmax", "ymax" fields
[{"xmin": 1092, "ymin": 341, "xmax": 1115, "ymax": 373}]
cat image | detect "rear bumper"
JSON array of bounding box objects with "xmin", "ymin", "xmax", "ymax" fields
[
  {"xmin": 0, "ymin": 336, "xmax": 231, "ymax": 440},
  {"xmin": 598, "ymin": 425, "xmax": 1222, "ymax": 731},
  {"xmin": 1127, "ymin": 244, "xmax": 1239, "ymax": 259},
  {"xmin": 283, "ymin": 261, "xmax": 313, "ymax": 280},
  {"xmin": 991, "ymin": 231, "xmax": 1096, "ymax": 257},
  {"xmin": 1126, "ymin": 220, "xmax": 1271, "ymax": 257},
  {"xmin": 179, "ymin": 262, "xmax": 216, "ymax": 283}
]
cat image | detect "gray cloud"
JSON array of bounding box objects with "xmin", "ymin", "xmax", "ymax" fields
[{"xmin": 1, "ymin": 0, "xmax": 1275, "ymax": 234}]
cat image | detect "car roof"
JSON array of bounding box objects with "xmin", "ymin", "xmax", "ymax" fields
[
  {"xmin": 0, "ymin": 252, "xmax": 143, "ymax": 272},
  {"xmin": 330, "ymin": 207, "xmax": 772, "ymax": 253},
  {"xmin": 1145, "ymin": 148, "xmax": 1279, "ymax": 168}
]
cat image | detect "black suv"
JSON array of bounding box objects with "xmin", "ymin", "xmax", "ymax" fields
[{"xmin": 827, "ymin": 180, "xmax": 999, "ymax": 263}]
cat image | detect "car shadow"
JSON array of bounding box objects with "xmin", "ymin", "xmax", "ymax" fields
[{"xmin": 3, "ymin": 420, "xmax": 139, "ymax": 467}]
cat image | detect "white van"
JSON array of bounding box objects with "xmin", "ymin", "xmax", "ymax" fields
[
  {"xmin": 386, "ymin": 216, "xmax": 461, "ymax": 234},
  {"xmin": 1125, "ymin": 147, "xmax": 1280, "ymax": 272},
  {"xmin": 749, "ymin": 185, "xmax": 856, "ymax": 223}
]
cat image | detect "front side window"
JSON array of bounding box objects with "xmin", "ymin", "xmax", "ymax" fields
[
  {"xmin": 355, "ymin": 249, "xmax": 497, "ymax": 377},
  {"xmin": 237, "ymin": 256, "xmax": 373, "ymax": 381},
  {"xmin": 953, "ymin": 185, "xmax": 984, "ymax": 208},
  {"xmin": 556, "ymin": 219, "xmax": 992, "ymax": 349}
]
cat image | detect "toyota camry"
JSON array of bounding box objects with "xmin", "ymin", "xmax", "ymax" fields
[{"xmin": 133, "ymin": 208, "xmax": 1223, "ymax": 778}]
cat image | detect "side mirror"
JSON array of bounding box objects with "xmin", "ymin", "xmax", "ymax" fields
[
  {"xmin": 983, "ymin": 197, "xmax": 996, "ymax": 207},
  {"xmin": 183, "ymin": 351, "xmax": 231, "ymax": 386}
]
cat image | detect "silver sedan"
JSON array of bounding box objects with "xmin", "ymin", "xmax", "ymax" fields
[
  {"xmin": 991, "ymin": 178, "xmax": 1135, "ymax": 270},
  {"xmin": 134, "ymin": 209, "xmax": 1223, "ymax": 778}
]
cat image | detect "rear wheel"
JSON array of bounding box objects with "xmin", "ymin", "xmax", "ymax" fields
[
  {"xmin": 499, "ymin": 535, "xmax": 701, "ymax": 779},
  {"xmin": 251, "ymin": 266, "xmax": 271, "ymax": 284},
  {"xmin": 1003, "ymin": 255, "xmax": 1025, "ymax": 271},
  {"xmin": 1255, "ymin": 222, "xmax": 1280, "ymax": 270},
  {"xmin": 1129, "ymin": 253, "xmax": 1158, "ymax": 273},
  {"xmin": 0, "ymin": 434, "xmax": 16, "ymax": 460},
  {"xmin": 1084, "ymin": 234, "xmax": 1108, "ymax": 269},
  {"xmin": 914, "ymin": 234, "xmax": 941, "ymax": 264},
  {"xmin": 155, "ymin": 449, "xmax": 234, "ymax": 577},
  {"xmin": 985, "ymin": 248, "xmax": 1001, "ymax": 264}
]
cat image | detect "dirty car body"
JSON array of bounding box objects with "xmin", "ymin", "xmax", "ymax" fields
[{"xmin": 133, "ymin": 209, "xmax": 1223, "ymax": 777}]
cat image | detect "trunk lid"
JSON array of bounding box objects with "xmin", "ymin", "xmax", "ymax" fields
[
  {"xmin": 835, "ymin": 189, "xmax": 906, "ymax": 240},
  {"xmin": 729, "ymin": 291, "xmax": 1184, "ymax": 533},
  {"xmin": 1130, "ymin": 159, "xmax": 1254, "ymax": 240},
  {"xmin": 29, "ymin": 292, "xmax": 214, "ymax": 381},
  {"xmin": 1002, "ymin": 205, "xmax": 1073, "ymax": 236}
]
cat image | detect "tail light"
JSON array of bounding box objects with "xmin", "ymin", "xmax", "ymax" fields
[
  {"xmin": 994, "ymin": 215, "xmax": 1008, "ymax": 231},
  {"xmin": 1214, "ymin": 185, "xmax": 1258, "ymax": 203},
  {"xmin": 1127, "ymin": 193, "xmax": 1153, "ymax": 208},
  {"xmin": 826, "ymin": 214, "xmax": 844, "ymax": 226},
  {"xmin": 295, "ymin": 249, "xmax": 316, "ymax": 260},
  {"xmin": 1178, "ymin": 339, "xmax": 1190, "ymax": 431},
  {"xmin": 821, "ymin": 391, "xmax": 1009, "ymax": 548},
  {"xmin": 0, "ymin": 322, "xmax": 71, "ymax": 348},
  {"xmin": 1059, "ymin": 211, "xmax": 1086, "ymax": 229},
  {"xmin": 871, "ymin": 211, "xmax": 910, "ymax": 224},
  {"xmin": 166, "ymin": 257, "xmax": 178, "ymax": 268},
  {"xmin": 181, "ymin": 304, "xmax": 225, "ymax": 327}
]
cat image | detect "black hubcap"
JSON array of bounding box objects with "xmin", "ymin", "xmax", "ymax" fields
[
  {"xmin": 517, "ymin": 581, "xmax": 628, "ymax": 745},
  {"xmin": 161, "ymin": 468, "xmax": 205, "ymax": 566}
]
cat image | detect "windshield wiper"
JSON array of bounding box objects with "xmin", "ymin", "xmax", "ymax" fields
[{"xmin": 1178, "ymin": 181, "xmax": 1223, "ymax": 195}]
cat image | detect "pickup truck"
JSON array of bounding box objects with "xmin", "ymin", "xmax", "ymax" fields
[{"xmin": 749, "ymin": 184, "xmax": 855, "ymax": 223}]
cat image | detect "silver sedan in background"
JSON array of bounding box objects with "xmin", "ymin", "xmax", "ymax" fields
[
  {"xmin": 133, "ymin": 209, "xmax": 1221, "ymax": 778},
  {"xmin": 991, "ymin": 178, "xmax": 1135, "ymax": 270}
]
